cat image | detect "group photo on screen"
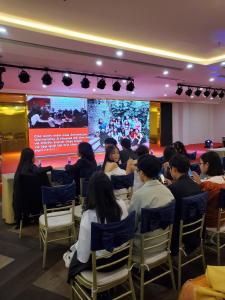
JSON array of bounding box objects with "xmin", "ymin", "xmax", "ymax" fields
[
  {"xmin": 27, "ymin": 96, "xmax": 88, "ymax": 129},
  {"xmin": 88, "ymin": 99, "xmax": 150, "ymax": 152}
]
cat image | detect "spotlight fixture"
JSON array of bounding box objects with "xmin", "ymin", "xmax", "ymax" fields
[
  {"xmin": 41, "ymin": 71, "xmax": 52, "ymax": 86},
  {"xmin": 18, "ymin": 70, "xmax": 30, "ymax": 83},
  {"xmin": 195, "ymin": 88, "xmax": 202, "ymax": 97},
  {"xmin": 97, "ymin": 78, "xmax": 106, "ymax": 89},
  {"xmin": 219, "ymin": 90, "xmax": 225, "ymax": 99},
  {"xmin": 185, "ymin": 87, "xmax": 192, "ymax": 97},
  {"xmin": 81, "ymin": 76, "xmax": 90, "ymax": 89},
  {"xmin": 204, "ymin": 89, "xmax": 210, "ymax": 98},
  {"xmin": 116, "ymin": 50, "xmax": 124, "ymax": 57},
  {"xmin": 0, "ymin": 66, "xmax": 6, "ymax": 90},
  {"xmin": 176, "ymin": 86, "xmax": 183, "ymax": 95},
  {"xmin": 126, "ymin": 80, "xmax": 135, "ymax": 92},
  {"xmin": 62, "ymin": 74, "xmax": 73, "ymax": 86},
  {"xmin": 211, "ymin": 89, "xmax": 218, "ymax": 98},
  {"xmin": 112, "ymin": 80, "xmax": 121, "ymax": 91}
]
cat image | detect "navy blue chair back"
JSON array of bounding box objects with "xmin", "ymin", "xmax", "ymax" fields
[
  {"xmin": 119, "ymin": 163, "xmax": 127, "ymax": 170},
  {"xmin": 111, "ymin": 173, "xmax": 134, "ymax": 190},
  {"xmin": 80, "ymin": 178, "xmax": 89, "ymax": 198},
  {"xmin": 222, "ymin": 157, "xmax": 225, "ymax": 170},
  {"xmin": 190, "ymin": 163, "xmax": 201, "ymax": 175},
  {"xmin": 91, "ymin": 211, "xmax": 135, "ymax": 252},
  {"xmin": 181, "ymin": 192, "xmax": 208, "ymax": 222},
  {"xmin": 158, "ymin": 156, "xmax": 164, "ymax": 164},
  {"xmin": 219, "ymin": 188, "xmax": 225, "ymax": 209},
  {"xmin": 187, "ymin": 151, "xmax": 197, "ymax": 160},
  {"xmin": 141, "ymin": 201, "xmax": 175, "ymax": 234},
  {"xmin": 51, "ymin": 169, "xmax": 73, "ymax": 185},
  {"xmin": 42, "ymin": 181, "xmax": 76, "ymax": 207}
]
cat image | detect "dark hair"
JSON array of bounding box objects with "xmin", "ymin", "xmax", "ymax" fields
[
  {"xmin": 102, "ymin": 145, "xmax": 119, "ymax": 170},
  {"xmin": 135, "ymin": 145, "xmax": 149, "ymax": 157},
  {"xmin": 169, "ymin": 154, "xmax": 190, "ymax": 174},
  {"xmin": 164, "ymin": 146, "xmax": 177, "ymax": 162},
  {"xmin": 200, "ymin": 151, "xmax": 224, "ymax": 176},
  {"xmin": 15, "ymin": 148, "xmax": 35, "ymax": 179},
  {"xmin": 121, "ymin": 138, "xmax": 131, "ymax": 149},
  {"xmin": 78, "ymin": 142, "xmax": 96, "ymax": 163},
  {"xmin": 137, "ymin": 154, "xmax": 161, "ymax": 179},
  {"xmin": 86, "ymin": 172, "xmax": 122, "ymax": 223},
  {"xmin": 104, "ymin": 137, "xmax": 117, "ymax": 146},
  {"xmin": 173, "ymin": 141, "xmax": 188, "ymax": 156}
]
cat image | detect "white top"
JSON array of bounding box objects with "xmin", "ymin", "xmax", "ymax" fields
[
  {"xmin": 31, "ymin": 114, "xmax": 41, "ymax": 126},
  {"xmin": 202, "ymin": 175, "xmax": 225, "ymax": 184},
  {"xmin": 133, "ymin": 170, "xmax": 143, "ymax": 192},
  {"xmin": 75, "ymin": 200, "xmax": 128, "ymax": 263}
]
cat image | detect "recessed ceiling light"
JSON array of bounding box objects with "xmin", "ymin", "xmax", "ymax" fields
[
  {"xmin": 210, "ymin": 97, "xmax": 213, "ymax": 100},
  {"xmin": 64, "ymin": 73, "xmax": 70, "ymax": 77},
  {"xmin": 42, "ymin": 84, "xmax": 47, "ymax": 88},
  {"xmin": 122, "ymin": 79, "xmax": 127, "ymax": 84},
  {"xmin": 165, "ymin": 84, "xmax": 170, "ymax": 88},
  {"xmin": 209, "ymin": 77, "xmax": 215, "ymax": 82},
  {"xmin": 186, "ymin": 63, "xmax": 193, "ymax": 69},
  {"xmin": 96, "ymin": 60, "xmax": 102, "ymax": 66},
  {"xmin": 164, "ymin": 93, "xmax": 167, "ymax": 97},
  {"xmin": 220, "ymin": 62, "xmax": 225, "ymax": 66},
  {"xmin": 131, "ymin": 91, "xmax": 135, "ymax": 94},
  {"xmin": 92, "ymin": 88, "xmax": 96, "ymax": 92},
  {"xmin": 116, "ymin": 50, "xmax": 123, "ymax": 57},
  {"xmin": 163, "ymin": 70, "xmax": 169, "ymax": 75},
  {"xmin": 191, "ymin": 95, "xmax": 194, "ymax": 98},
  {"xmin": 200, "ymin": 88, "xmax": 203, "ymax": 91},
  {"xmin": 0, "ymin": 27, "xmax": 7, "ymax": 33}
]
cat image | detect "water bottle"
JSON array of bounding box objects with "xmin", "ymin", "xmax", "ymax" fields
[
  {"xmin": 67, "ymin": 157, "xmax": 72, "ymax": 165},
  {"xmin": 38, "ymin": 160, "xmax": 42, "ymax": 167}
]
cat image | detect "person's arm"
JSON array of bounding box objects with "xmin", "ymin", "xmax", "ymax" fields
[
  {"xmin": 126, "ymin": 159, "xmax": 136, "ymax": 174},
  {"xmin": 65, "ymin": 160, "xmax": 81, "ymax": 175},
  {"xmin": 192, "ymin": 171, "xmax": 201, "ymax": 185},
  {"xmin": 33, "ymin": 164, "xmax": 52, "ymax": 174},
  {"xmin": 76, "ymin": 212, "xmax": 92, "ymax": 263}
]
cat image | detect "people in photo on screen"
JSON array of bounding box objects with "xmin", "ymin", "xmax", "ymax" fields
[
  {"xmin": 65, "ymin": 142, "xmax": 97, "ymax": 196},
  {"xmin": 13, "ymin": 148, "xmax": 52, "ymax": 228}
]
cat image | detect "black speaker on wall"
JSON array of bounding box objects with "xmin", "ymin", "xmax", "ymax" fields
[{"xmin": 160, "ymin": 102, "xmax": 172, "ymax": 146}]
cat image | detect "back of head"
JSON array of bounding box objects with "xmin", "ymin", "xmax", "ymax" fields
[
  {"xmin": 104, "ymin": 137, "xmax": 117, "ymax": 147},
  {"xmin": 78, "ymin": 142, "xmax": 96, "ymax": 163},
  {"xmin": 15, "ymin": 148, "xmax": 34, "ymax": 178},
  {"xmin": 137, "ymin": 154, "xmax": 162, "ymax": 179},
  {"xmin": 173, "ymin": 141, "xmax": 187, "ymax": 155},
  {"xmin": 200, "ymin": 151, "xmax": 224, "ymax": 176},
  {"xmin": 169, "ymin": 154, "xmax": 190, "ymax": 174},
  {"xmin": 121, "ymin": 138, "xmax": 131, "ymax": 150},
  {"xmin": 164, "ymin": 146, "xmax": 177, "ymax": 162},
  {"xmin": 135, "ymin": 145, "xmax": 149, "ymax": 157},
  {"xmin": 86, "ymin": 172, "xmax": 122, "ymax": 223}
]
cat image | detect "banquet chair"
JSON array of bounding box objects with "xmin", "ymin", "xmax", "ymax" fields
[
  {"xmin": 71, "ymin": 212, "xmax": 136, "ymax": 300},
  {"xmin": 111, "ymin": 173, "xmax": 134, "ymax": 203},
  {"xmin": 187, "ymin": 151, "xmax": 197, "ymax": 161},
  {"xmin": 39, "ymin": 181, "xmax": 76, "ymax": 268},
  {"xmin": 132, "ymin": 201, "xmax": 176, "ymax": 300},
  {"xmin": 176, "ymin": 192, "xmax": 208, "ymax": 290},
  {"xmin": 51, "ymin": 169, "xmax": 73, "ymax": 186},
  {"xmin": 206, "ymin": 188, "xmax": 225, "ymax": 265}
]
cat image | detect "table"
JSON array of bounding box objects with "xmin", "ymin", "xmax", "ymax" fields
[{"xmin": 208, "ymin": 147, "xmax": 225, "ymax": 158}]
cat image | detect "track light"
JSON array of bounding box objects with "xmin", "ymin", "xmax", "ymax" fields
[
  {"xmin": 18, "ymin": 70, "xmax": 30, "ymax": 83},
  {"xmin": 176, "ymin": 86, "xmax": 183, "ymax": 95},
  {"xmin": 185, "ymin": 87, "xmax": 192, "ymax": 97},
  {"xmin": 0, "ymin": 66, "xmax": 6, "ymax": 90},
  {"xmin": 81, "ymin": 76, "xmax": 90, "ymax": 89},
  {"xmin": 219, "ymin": 90, "xmax": 225, "ymax": 99},
  {"xmin": 62, "ymin": 74, "xmax": 73, "ymax": 86},
  {"xmin": 211, "ymin": 89, "xmax": 218, "ymax": 98},
  {"xmin": 204, "ymin": 89, "xmax": 210, "ymax": 98},
  {"xmin": 41, "ymin": 71, "xmax": 52, "ymax": 86},
  {"xmin": 195, "ymin": 88, "xmax": 202, "ymax": 97},
  {"xmin": 112, "ymin": 80, "xmax": 121, "ymax": 91},
  {"xmin": 97, "ymin": 78, "xmax": 106, "ymax": 89},
  {"xmin": 126, "ymin": 80, "xmax": 135, "ymax": 92}
]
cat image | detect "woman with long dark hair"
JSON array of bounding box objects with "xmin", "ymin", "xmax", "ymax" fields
[
  {"xmin": 65, "ymin": 142, "xmax": 97, "ymax": 196},
  {"xmin": 173, "ymin": 141, "xmax": 188, "ymax": 157},
  {"xmin": 67, "ymin": 172, "xmax": 128, "ymax": 278}
]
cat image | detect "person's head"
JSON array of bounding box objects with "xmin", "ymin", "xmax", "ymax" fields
[
  {"xmin": 86, "ymin": 172, "xmax": 122, "ymax": 223},
  {"xmin": 103, "ymin": 144, "xmax": 120, "ymax": 169},
  {"xmin": 135, "ymin": 129, "xmax": 139, "ymax": 134},
  {"xmin": 200, "ymin": 152, "xmax": 224, "ymax": 176},
  {"xmin": 173, "ymin": 141, "xmax": 187, "ymax": 155},
  {"xmin": 104, "ymin": 137, "xmax": 117, "ymax": 148},
  {"xmin": 121, "ymin": 138, "xmax": 131, "ymax": 150},
  {"xmin": 15, "ymin": 148, "xmax": 35, "ymax": 177},
  {"xmin": 163, "ymin": 146, "xmax": 177, "ymax": 163},
  {"xmin": 169, "ymin": 154, "xmax": 190, "ymax": 180},
  {"xmin": 137, "ymin": 154, "xmax": 162, "ymax": 182},
  {"xmin": 78, "ymin": 142, "xmax": 95, "ymax": 162},
  {"xmin": 135, "ymin": 145, "xmax": 149, "ymax": 157}
]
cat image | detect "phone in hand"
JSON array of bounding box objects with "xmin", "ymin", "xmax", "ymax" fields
[
  {"xmin": 159, "ymin": 174, "xmax": 166, "ymax": 184},
  {"xmin": 188, "ymin": 169, "xmax": 193, "ymax": 177}
]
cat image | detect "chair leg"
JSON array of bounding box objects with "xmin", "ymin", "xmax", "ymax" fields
[
  {"xmin": 178, "ymin": 249, "xmax": 182, "ymax": 291},
  {"xmin": 19, "ymin": 219, "xmax": 23, "ymax": 239},
  {"xmin": 168, "ymin": 255, "xmax": 176, "ymax": 290},
  {"xmin": 39, "ymin": 228, "xmax": 42, "ymax": 250},
  {"xmin": 128, "ymin": 271, "xmax": 136, "ymax": 300},
  {"xmin": 217, "ymin": 233, "xmax": 221, "ymax": 265},
  {"xmin": 42, "ymin": 232, "xmax": 48, "ymax": 269},
  {"xmin": 200, "ymin": 239, "xmax": 206, "ymax": 270},
  {"xmin": 140, "ymin": 265, "xmax": 145, "ymax": 300}
]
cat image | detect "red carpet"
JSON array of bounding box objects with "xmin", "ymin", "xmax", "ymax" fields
[{"xmin": 1, "ymin": 143, "xmax": 222, "ymax": 174}]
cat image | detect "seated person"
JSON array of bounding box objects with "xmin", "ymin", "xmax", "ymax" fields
[
  {"xmin": 104, "ymin": 137, "xmax": 117, "ymax": 149},
  {"xmin": 168, "ymin": 154, "xmax": 201, "ymax": 256},
  {"xmin": 132, "ymin": 145, "xmax": 149, "ymax": 192},
  {"xmin": 67, "ymin": 172, "xmax": 128, "ymax": 280},
  {"xmin": 13, "ymin": 148, "xmax": 52, "ymax": 228},
  {"xmin": 135, "ymin": 144, "xmax": 149, "ymax": 157},
  {"xmin": 173, "ymin": 141, "xmax": 189, "ymax": 158},
  {"xmin": 192, "ymin": 151, "xmax": 225, "ymax": 227},
  {"xmin": 65, "ymin": 142, "xmax": 97, "ymax": 197},
  {"xmin": 162, "ymin": 146, "xmax": 176, "ymax": 180},
  {"xmin": 128, "ymin": 154, "xmax": 174, "ymax": 258},
  {"xmin": 120, "ymin": 138, "xmax": 137, "ymax": 164}
]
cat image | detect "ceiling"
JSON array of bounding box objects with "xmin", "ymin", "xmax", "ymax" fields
[{"xmin": 0, "ymin": 0, "xmax": 225, "ymax": 102}]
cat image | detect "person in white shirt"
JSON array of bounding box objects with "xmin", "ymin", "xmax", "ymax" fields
[{"xmin": 67, "ymin": 172, "xmax": 128, "ymax": 280}]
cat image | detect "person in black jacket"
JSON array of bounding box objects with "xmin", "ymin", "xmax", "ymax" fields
[
  {"xmin": 119, "ymin": 138, "xmax": 137, "ymax": 164},
  {"xmin": 13, "ymin": 148, "xmax": 52, "ymax": 228},
  {"xmin": 65, "ymin": 142, "xmax": 97, "ymax": 196},
  {"xmin": 167, "ymin": 154, "xmax": 201, "ymax": 256}
]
